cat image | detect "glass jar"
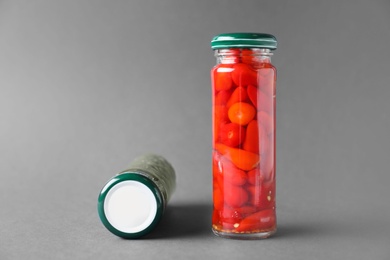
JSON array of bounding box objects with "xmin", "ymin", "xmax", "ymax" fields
[
  {"xmin": 210, "ymin": 33, "xmax": 277, "ymax": 239},
  {"xmin": 97, "ymin": 154, "xmax": 176, "ymax": 239}
]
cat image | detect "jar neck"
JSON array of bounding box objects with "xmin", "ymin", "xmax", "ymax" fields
[{"xmin": 215, "ymin": 48, "xmax": 273, "ymax": 64}]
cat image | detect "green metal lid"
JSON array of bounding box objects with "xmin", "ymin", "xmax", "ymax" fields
[
  {"xmin": 211, "ymin": 32, "xmax": 277, "ymax": 50},
  {"xmin": 97, "ymin": 172, "xmax": 164, "ymax": 239}
]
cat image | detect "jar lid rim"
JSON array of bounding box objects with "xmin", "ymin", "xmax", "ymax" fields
[
  {"xmin": 211, "ymin": 33, "xmax": 277, "ymax": 50},
  {"xmin": 97, "ymin": 173, "xmax": 164, "ymax": 238}
]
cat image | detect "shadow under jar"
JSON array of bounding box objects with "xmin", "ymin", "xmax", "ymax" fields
[{"xmin": 210, "ymin": 33, "xmax": 277, "ymax": 239}]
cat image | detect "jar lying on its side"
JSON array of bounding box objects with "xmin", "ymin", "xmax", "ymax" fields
[{"xmin": 97, "ymin": 154, "xmax": 176, "ymax": 239}]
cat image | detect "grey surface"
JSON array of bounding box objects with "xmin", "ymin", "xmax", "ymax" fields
[{"xmin": 1, "ymin": 0, "xmax": 390, "ymax": 259}]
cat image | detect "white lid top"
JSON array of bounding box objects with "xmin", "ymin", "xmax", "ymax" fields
[{"xmin": 103, "ymin": 180, "xmax": 158, "ymax": 233}]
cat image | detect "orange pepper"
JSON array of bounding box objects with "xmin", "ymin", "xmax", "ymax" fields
[
  {"xmin": 228, "ymin": 102, "xmax": 256, "ymax": 126},
  {"xmin": 226, "ymin": 86, "xmax": 248, "ymax": 108},
  {"xmin": 243, "ymin": 120, "xmax": 260, "ymax": 153},
  {"xmin": 215, "ymin": 143, "xmax": 259, "ymax": 171}
]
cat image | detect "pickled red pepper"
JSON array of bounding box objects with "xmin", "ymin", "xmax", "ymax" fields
[{"xmin": 211, "ymin": 33, "xmax": 277, "ymax": 239}]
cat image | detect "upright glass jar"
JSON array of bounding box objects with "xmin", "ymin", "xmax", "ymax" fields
[{"xmin": 210, "ymin": 33, "xmax": 277, "ymax": 239}]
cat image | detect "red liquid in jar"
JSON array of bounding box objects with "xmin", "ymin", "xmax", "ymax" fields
[{"xmin": 211, "ymin": 49, "xmax": 276, "ymax": 235}]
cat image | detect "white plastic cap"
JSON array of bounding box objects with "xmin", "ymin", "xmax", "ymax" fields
[{"xmin": 103, "ymin": 180, "xmax": 158, "ymax": 234}]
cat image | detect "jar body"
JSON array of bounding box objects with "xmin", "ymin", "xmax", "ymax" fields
[
  {"xmin": 121, "ymin": 153, "xmax": 177, "ymax": 209},
  {"xmin": 211, "ymin": 48, "xmax": 276, "ymax": 239}
]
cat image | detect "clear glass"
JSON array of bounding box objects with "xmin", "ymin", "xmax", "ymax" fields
[{"xmin": 211, "ymin": 48, "xmax": 276, "ymax": 239}]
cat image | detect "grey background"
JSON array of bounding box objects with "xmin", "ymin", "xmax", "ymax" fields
[{"xmin": 1, "ymin": 0, "xmax": 389, "ymax": 259}]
